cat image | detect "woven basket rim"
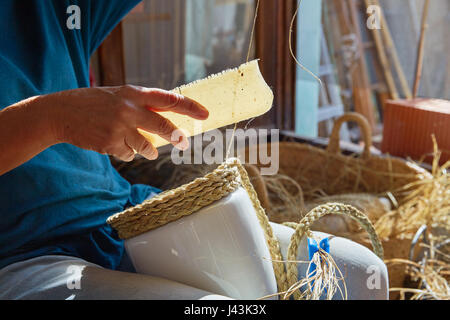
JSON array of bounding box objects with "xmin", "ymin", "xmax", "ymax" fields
[
  {"xmin": 246, "ymin": 141, "xmax": 432, "ymax": 191},
  {"xmin": 107, "ymin": 159, "xmax": 242, "ymax": 239},
  {"xmin": 274, "ymin": 141, "xmax": 431, "ymax": 177}
]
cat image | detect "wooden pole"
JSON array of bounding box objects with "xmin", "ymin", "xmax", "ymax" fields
[
  {"xmin": 373, "ymin": 0, "xmax": 412, "ymax": 99},
  {"xmin": 412, "ymin": 0, "xmax": 431, "ymax": 99},
  {"xmin": 348, "ymin": 0, "xmax": 377, "ymax": 130},
  {"xmin": 333, "ymin": 0, "xmax": 377, "ymax": 129},
  {"xmin": 364, "ymin": 0, "xmax": 399, "ymax": 100}
]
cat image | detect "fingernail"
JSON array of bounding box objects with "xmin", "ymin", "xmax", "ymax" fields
[
  {"xmin": 176, "ymin": 136, "xmax": 190, "ymax": 151},
  {"xmin": 146, "ymin": 151, "xmax": 158, "ymax": 161},
  {"xmin": 197, "ymin": 106, "xmax": 209, "ymax": 119},
  {"xmin": 171, "ymin": 128, "xmax": 189, "ymax": 150}
]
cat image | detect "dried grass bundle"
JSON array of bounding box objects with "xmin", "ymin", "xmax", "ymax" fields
[
  {"xmin": 388, "ymin": 233, "xmax": 450, "ymax": 300},
  {"xmin": 263, "ymin": 173, "xmax": 306, "ymax": 223},
  {"xmin": 375, "ymin": 138, "xmax": 449, "ymax": 240}
]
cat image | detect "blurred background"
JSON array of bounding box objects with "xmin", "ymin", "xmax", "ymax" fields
[{"xmin": 91, "ymin": 0, "xmax": 449, "ymax": 149}]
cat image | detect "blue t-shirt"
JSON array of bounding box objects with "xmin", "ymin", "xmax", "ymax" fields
[{"xmin": 0, "ymin": 0, "xmax": 157, "ymax": 270}]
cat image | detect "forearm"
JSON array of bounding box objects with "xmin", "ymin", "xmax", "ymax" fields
[
  {"xmin": 0, "ymin": 85, "xmax": 206, "ymax": 175},
  {"xmin": 0, "ymin": 95, "xmax": 57, "ymax": 176}
]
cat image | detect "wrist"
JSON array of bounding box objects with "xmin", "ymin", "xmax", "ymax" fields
[{"xmin": 30, "ymin": 94, "xmax": 63, "ymax": 146}]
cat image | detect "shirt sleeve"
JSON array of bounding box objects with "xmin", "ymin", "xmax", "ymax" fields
[{"xmin": 84, "ymin": 0, "xmax": 141, "ymax": 55}]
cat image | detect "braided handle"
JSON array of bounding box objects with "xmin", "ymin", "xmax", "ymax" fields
[
  {"xmin": 285, "ymin": 203, "xmax": 384, "ymax": 300},
  {"xmin": 243, "ymin": 163, "xmax": 271, "ymax": 212},
  {"xmin": 326, "ymin": 113, "xmax": 373, "ymax": 159}
]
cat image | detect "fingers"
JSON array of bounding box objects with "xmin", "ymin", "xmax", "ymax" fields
[
  {"xmin": 112, "ymin": 142, "xmax": 136, "ymax": 162},
  {"xmin": 125, "ymin": 133, "xmax": 158, "ymax": 161},
  {"xmin": 149, "ymin": 93, "xmax": 210, "ymax": 121},
  {"xmin": 106, "ymin": 85, "xmax": 196, "ymax": 158},
  {"xmin": 135, "ymin": 108, "xmax": 190, "ymax": 150},
  {"xmin": 110, "ymin": 133, "xmax": 159, "ymax": 162},
  {"xmin": 126, "ymin": 86, "xmax": 209, "ymax": 120}
]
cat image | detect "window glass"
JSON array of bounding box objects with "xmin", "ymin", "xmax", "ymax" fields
[{"xmin": 122, "ymin": 0, "xmax": 256, "ymax": 90}]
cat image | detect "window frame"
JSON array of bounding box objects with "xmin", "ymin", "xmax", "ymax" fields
[{"xmin": 96, "ymin": 0, "xmax": 297, "ymax": 130}]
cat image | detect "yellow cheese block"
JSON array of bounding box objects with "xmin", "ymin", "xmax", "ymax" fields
[{"xmin": 138, "ymin": 60, "xmax": 274, "ymax": 148}]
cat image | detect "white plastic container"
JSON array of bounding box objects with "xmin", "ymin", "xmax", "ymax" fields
[{"xmin": 124, "ymin": 187, "xmax": 278, "ymax": 299}]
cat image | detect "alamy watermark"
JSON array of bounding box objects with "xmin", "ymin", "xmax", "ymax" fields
[
  {"xmin": 170, "ymin": 124, "xmax": 280, "ymax": 176},
  {"xmin": 66, "ymin": 265, "xmax": 83, "ymax": 290},
  {"xmin": 66, "ymin": 5, "xmax": 81, "ymax": 30},
  {"xmin": 366, "ymin": 265, "xmax": 382, "ymax": 290},
  {"xmin": 366, "ymin": 5, "xmax": 381, "ymax": 30}
]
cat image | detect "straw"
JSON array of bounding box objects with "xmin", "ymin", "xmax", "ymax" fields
[
  {"xmin": 374, "ymin": 137, "xmax": 449, "ymax": 240},
  {"xmin": 387, "ymin": 236, "xmax": 449, "ymax": 300}
]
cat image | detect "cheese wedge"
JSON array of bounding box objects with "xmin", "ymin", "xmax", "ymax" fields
[{"xmin": 138, "ymin": 60, "xmax": 274, "ymax": 148}]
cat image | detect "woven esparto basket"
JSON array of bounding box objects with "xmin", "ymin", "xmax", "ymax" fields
[
  {"xmin": 250, "ymin": 113, "xmax": 430, "ymax": 201},
  {"xmin": 244, "ymin": 113, "xmax": 432, "ymax": 295}
]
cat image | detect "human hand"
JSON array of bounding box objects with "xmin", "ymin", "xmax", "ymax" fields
[{"xmin": 46, "ymin": 85, "xmax": 209, "ymax": 161}]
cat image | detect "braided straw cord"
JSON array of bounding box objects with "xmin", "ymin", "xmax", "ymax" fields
[
  {"xmin": 285, "ymin": 203, "xmax": 384, "ymax": 300},
  {"xmin": 107, "ymin": 163, "xmax": 241, "ymax": 239}
]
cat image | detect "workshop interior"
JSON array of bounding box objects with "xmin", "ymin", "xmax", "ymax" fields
[{"xmin": 0, "ymin": 0, "xmax": 448, "ymax": 302}]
